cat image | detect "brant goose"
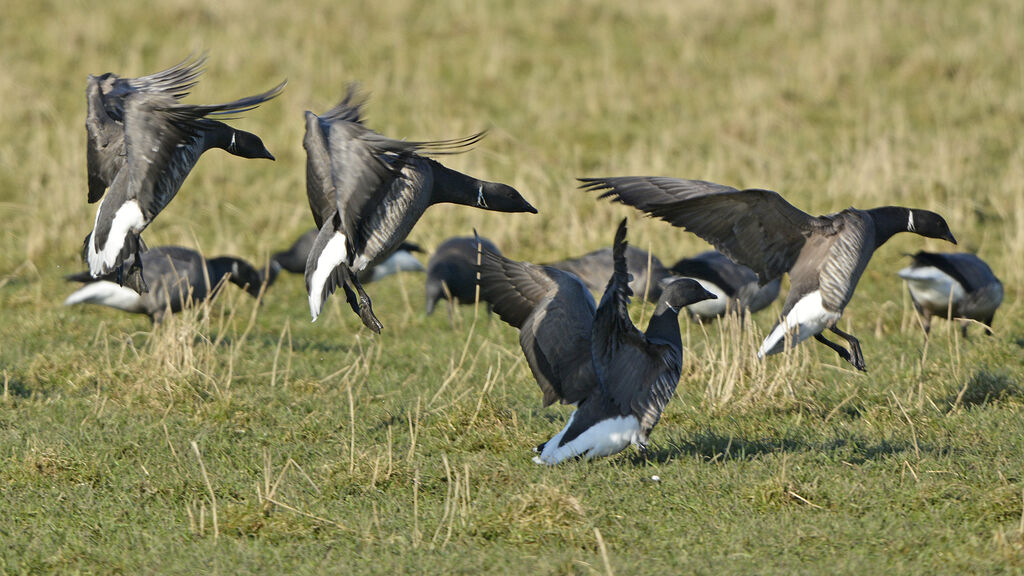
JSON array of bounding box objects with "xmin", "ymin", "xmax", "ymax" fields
[
  {"xmin": 425, "ymin": 236, "xmax": 500, "ymax": 316},
  {"xmin": 303, "ymin": 86, "xmax": 536, "ymax": 333},
  {"xmin": 270, "ymin": 228, "xmax": 424, "ymax": 283},
  {"xmin": 548, "ymin": 245, "xmax": 670, "ymax": 302},
  {"xmin": 65, "ymin": 246, "xmax": 265, "ymax": 323},
  {"xmin": 582, "ymin": 176, "xmax": 956, "ymax": 371},
  {"xmin": 84, "ymin": 60, "xmax": 284, "ymax": 293},
  {"xmin": 897, "ymin": 251, "xmax": 1002, "ymax": 336},
  {"xmin": 477, "ymin": 219, "xmax": 716, "ymax": 464},
  {"xmin": 670, "ymin": 251, "xmax": 781, "ymax": 320}
]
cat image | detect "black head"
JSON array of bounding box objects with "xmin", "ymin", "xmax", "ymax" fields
[
  {"xmin": 230, "ymin": 129, "xmax": 276, "ymax": 161},
  {"xmin": 208, "ymin": 257, "xmax": 265, "ymax": 298},
  {"xmin": 908, "ymin": 209, "xmax": 957, "ymax": 245},
  {"xmin": 659, "ymin": 278, "xmax": 717, "ymax": 314},
  {"xmin": 478, "ymin": 182, "xmax": 538, "ymax": 214}
]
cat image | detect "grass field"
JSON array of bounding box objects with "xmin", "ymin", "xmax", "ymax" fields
[{"xmin": 2, "ymin": 0, "xmax": 1024, "ymax": 573}]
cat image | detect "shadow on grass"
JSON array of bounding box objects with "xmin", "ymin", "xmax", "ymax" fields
[
  {"xmin": 630, "ymin": 430, "xmax": 916, "ymax": 466},
  {"xmin": 946, "ymin": 369, "xmax": 1022, "ymax": 410}
]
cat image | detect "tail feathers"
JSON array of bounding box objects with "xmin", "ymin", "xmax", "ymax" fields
[
  {"xmin": 63, "ymin": 281, "xmax": 145, "ymax": 313},
  {"xmin": 304, "ymin": 226, "xmax": 349, "ymax": 321}
]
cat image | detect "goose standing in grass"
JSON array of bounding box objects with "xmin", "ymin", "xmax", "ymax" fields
[
  {"xmin": 65, "ymin": 246, "xmax": 266, "ymax": 324},
  {"xmin": 303, "ymin": 86, "xmax": 537, "ymax": 333},
  {"xmin": 84, "ymin": 56, "xmax": 284, "ymax": 293},
  {"xmin": 548, "ymin": 245, "xmax": 670, "ymax": 302},
  {"xmin": 425, "ymin": 235, "xmax": 500, "ymax": 317},
  {"xmin": 670, "ymin": 250, "xmax": 781, "ymax": 320},
  {"xmin": 270, "ymin": 228, "xmax": 424, "ymax": 283},
  {"xmin": 478, "ymin": 219, "xmax": 716, "ymax": 464},
  {"xmin": 897, "ymin": 251, "xmax": 1002, "ymax": 337},
  {"xmin": 582, "ymin": 177, "xmax": 956, "ymax": 371}
]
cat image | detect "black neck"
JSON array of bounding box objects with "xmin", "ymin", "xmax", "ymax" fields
[
  {"xmin": 867, "ymin": 206, "xmax": 912, "ymax": 250},
  {"xmin": 428, "ymin": 160, "xmax": 482, "ymax": 206},
  {"xmin": 645, "ymin": 304, "xmax": 682, "ymax": 349},
  {"xmin": 201, "ymin": 121, "xmax": 236, "ymax": 153}
]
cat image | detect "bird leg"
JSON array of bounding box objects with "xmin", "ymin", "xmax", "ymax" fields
[
  {"xmin": 829, "ymin": 325, "xmax": 866, "ymax": 372},
  {"xmin": 348, "ymin": 272, "xmax": 383, "ymax": 334},
  {"xmin": 813, "ymin": 333, "xmax": 855, "ymax": 366}
]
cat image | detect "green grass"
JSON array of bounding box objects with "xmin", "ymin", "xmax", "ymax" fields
[{"xmin": 2, "ymin": 0, "xmax": 1024, "ymax": 573}]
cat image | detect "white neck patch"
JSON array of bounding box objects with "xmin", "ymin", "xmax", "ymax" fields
[
  {"xmin": 907, "ymin": 209, "xmax": 916, "ymax": 232},
  {"xmin": 476, "ymin": 184, "xmax": 488, "ymax": 208}
]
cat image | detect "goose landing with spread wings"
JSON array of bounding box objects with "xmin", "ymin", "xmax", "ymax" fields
[
  {"xmin": 582, "ymin": 176, "xmax": 956, "ymax": 371},
  {"xmin": 302, "ymin": 86, "xmax": 536, "ymax": 333},
  {"xmin": 83, "ymin": 54, "xmax": 284, "ymax": 293},
  {"xmin": 477, "ymin": 219, "xmax": 715, "ymax": 464}
]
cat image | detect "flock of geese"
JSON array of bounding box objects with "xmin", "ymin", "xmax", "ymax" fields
[{"xmin": 64, "ymin": 55, "xmax": 1004, "ymax": 464}]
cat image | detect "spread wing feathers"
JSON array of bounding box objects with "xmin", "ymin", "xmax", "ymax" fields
[
  {"xmin": 86, "ymin": 55, "xmax": 206, "ymax": 203},
  {"xmin": 580, "ymin": 176, "xmax": 816, "ymax": 283},
  {"xmin": 476, "ymin": 240, "xmax": 599, "ymax": 405},
  {"xmin": 303, "ymin": 112, "xmax": 335, "ymax": 229},
  {"xmin": 602, "ymin": 343, "xmax": 683, "ymax": 433},
  {"xmin": 910, "ymin": 252, "xmax": 994, "ymax": 294},
  {"xmin": 125, "ymin": 82, "xmax": 285, "ymax": 220},
  {"xmin": 124, "ymin": 53, "xmax": 208, "ymax": 100},
  {"xmin": 590, "ymin": 219, "xmax": 642, "ymax": 384},
  {"xmin": 85, "ymin": 118, "xmax": 125, "ymax": 203},
  {"xmin": 476, "ymin": 240, "xmax": 564, "ymax": 329}
]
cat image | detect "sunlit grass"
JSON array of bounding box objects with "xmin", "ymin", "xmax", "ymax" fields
[{"xmin": 1, "ymin": 0, "xmax": 1023, "ymax": 573}]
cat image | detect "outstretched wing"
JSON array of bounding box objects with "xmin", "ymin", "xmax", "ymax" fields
[
  {"xmin": 476, "ymin": 239, "xmax": 598, "ymax": 406},
  {"xmin": 125, "ymin": 81, "xmax": 286, "ymax": 220},
  {"xmin": 581, "ymin": 176, "xmax": 817, "ymax": 283}
]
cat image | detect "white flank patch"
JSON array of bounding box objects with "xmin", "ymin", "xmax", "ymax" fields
[
  {"xmin": 308, "ymin": 231, "xmax": 347, "ymax": 321},
  {"xmin": 898, "ymin": 266, "xmax": 964, "ymax": 309},
  {"xmin": 369, "ymin": 250, "xmax": 424, "ymax": 282},
  {"xmin": 533, "ymin": 413, "xmax": 641, "ymax": 465},
  {"xmin": 87, "ymin": 199, "xmax": 145, "ymax": 276},
  {"xmin": 758, "ymin": 290, "xmax": 841, "ymax": 358},
  {"xmin": 682, "ymin": 278, "xmax": 728, "ymax": 318},
  {"xmin": 64, "ymin": 281, "xmax": 144, "ymax": 312}
]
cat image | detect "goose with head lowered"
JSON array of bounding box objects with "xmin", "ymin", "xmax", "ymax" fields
[
  {"xmin": 65, "ymin": 246, "xmax": 266, "ymax": 324},
  {"xmin": 477, "ymin": 219, "xmax": 716, "ymax": 464},
  {"xmin": 84, "ymin": 57, "xmax": 285, "ymax": 293},
  {"xmin": 581, "ymin": 177, "xmax": 957, "ymax": 371},
  {"xmin": 897, "ymin": 251, "xmax": 1002, "ymax": 337},
  {"xmin": 670, "ymin": 250, "xmax": 781, "ymax": 320},
  {"xmin": 425, "ymin": 235, "xmax": 501, "ymax": 317},
  {"xmin": 303, "ymin": 85, "xmax": 537, "ymax": 333}
]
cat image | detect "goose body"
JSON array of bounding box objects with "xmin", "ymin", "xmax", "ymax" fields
[
  {"xmin": 671, "ymin": 250, "xmax": 781, "ymax": 319},
  {"xmin": 477, "ymin": 219, "xmax": 716, "ymax": 464},
  {"xmin": 83, "ymin": 56, "xmax": 283, "ymax": 292},
  {"xmin": 548, "ymin": 245, "xmax": 669, "ymax": 302},
  {"xmin": 270, "ymin": 228, "xmax": 424, "ymax": 285},
  {"xmin": 425, "ymin": 236, "xmax": 500, "ymax": 316},
  {"xmin": 66, "ymin": 246, "xmax": 265, "ymax": 323},
  {"xmin": 582, "ymin": 176, "xmax": 956, "ymax": 371},
  {"xmin": 302, "ymin": 86, "xmax": 536, "ymax": 333},
  {"xmin": 897, "ymin": 251, "xmax": 1002, "ymax": 336}
]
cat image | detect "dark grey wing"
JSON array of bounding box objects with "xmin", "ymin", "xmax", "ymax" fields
[
  {"xmin": 86, "ymin": 76, "xmax": 126, "ymax": 203},
  {"xmin": 912, "ymin": 252, "xmax": 995, "ymax": 294},
  {"xmin": 580, "ymin": 176, "xmax": 817, "ymax": 283},
  {"xmin": 599, "ymin": 341, "xmax": 682, "ymax": 434},
  {"xmin": 590, "ymin": 220, "xmax": 682, "ymax": 430},
  {"xmin": 476, "ymin": 242, "xmax": 598, "ymax": 406},
  {"xmin": 303, "ymin": 112, "xmax": 335, "ymax": 229},
  {"xmin": 125, "ymin": 53, "xmax": 207, "ymax": 99},
  {"xmin": 128, "ymin": 81, "xmax": 286, "ymax": 220},
  {"xmin": 590, "ymin": 219, "xmax": 642, "ymax": 384}
]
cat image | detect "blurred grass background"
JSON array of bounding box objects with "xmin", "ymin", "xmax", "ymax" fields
[{"xmin": 1, "ymin": 0, "xmax": 1023, "ymax": 573}]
